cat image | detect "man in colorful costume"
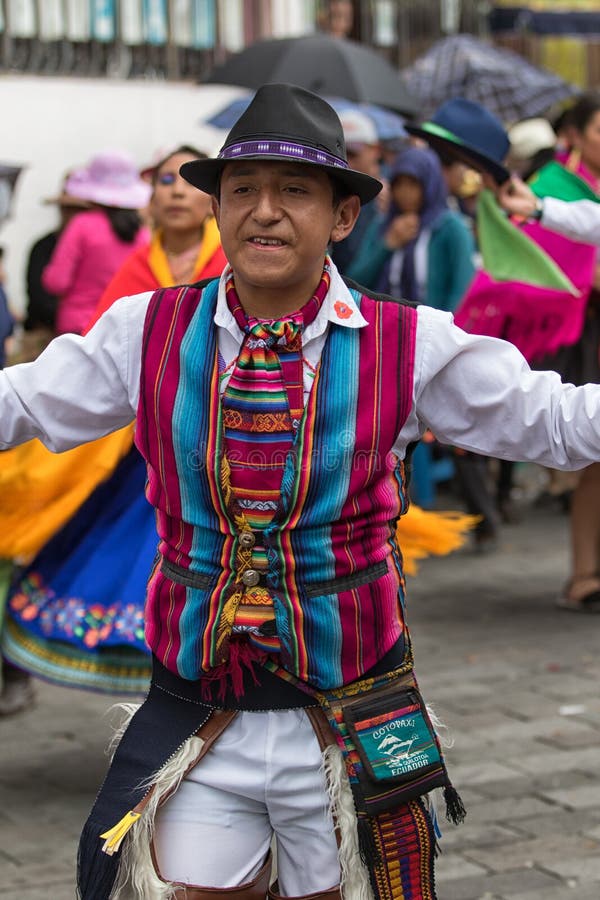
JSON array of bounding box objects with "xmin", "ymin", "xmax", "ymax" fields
[{"xmin": 2, "ymin": 85, "xmax": 600, "ymax": 900}]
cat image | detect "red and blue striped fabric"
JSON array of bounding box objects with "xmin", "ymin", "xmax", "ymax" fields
[{"xmin": 136, "ymin": 278, "xmax": 418, "ymax": 688}]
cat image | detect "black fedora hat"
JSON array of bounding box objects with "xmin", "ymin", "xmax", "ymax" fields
[
  {"xmin": 180, "ymin": 83, "xmax": 382, "ymax": 204},
  {"xmin": 406, "ymin": 98, "xmax": 510, "ymax": 184}
]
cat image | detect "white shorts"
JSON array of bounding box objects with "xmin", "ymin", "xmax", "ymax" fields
[{"xmin": 153, "ymin": 708, "xmax": 341, "ymax": 895}]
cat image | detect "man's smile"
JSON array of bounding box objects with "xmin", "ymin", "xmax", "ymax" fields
[{"xmin": 247, "ymin": 236, "xmax": 288, "ymax": 247}]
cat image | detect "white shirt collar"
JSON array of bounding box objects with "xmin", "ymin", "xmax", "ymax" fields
[{"xmin": 214, "ymin": 256, "xmax": 368, "ymax": 346}]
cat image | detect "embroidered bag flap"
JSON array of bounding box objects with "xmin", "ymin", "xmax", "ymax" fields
[{"xmin": 343, "ymin": 681, "xmax": 445, "ymax": 793}]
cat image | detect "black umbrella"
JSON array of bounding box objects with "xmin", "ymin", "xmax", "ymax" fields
[
  {"xmin": 401, "ymin": 34, "xmax": 578, "ymax": 124},
  {"xmin": 203, "ymin": 34, "xmax": 418, "ymax": 118}
]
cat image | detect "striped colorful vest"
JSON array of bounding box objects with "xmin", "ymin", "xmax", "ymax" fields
[{"xmin": 135, "ymin": 278, "xmax": 418, "ymax": 689}]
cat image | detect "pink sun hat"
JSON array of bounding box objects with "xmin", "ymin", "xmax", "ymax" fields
[{"xmin": 64, "ymin": 151, "xmax": 152, "ymax": 210}]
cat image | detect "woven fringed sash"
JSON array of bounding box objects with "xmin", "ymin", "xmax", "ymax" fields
[
  {"xmin": 269, "ymin": 649, "xmax": 465, "ymax": 900},
  {"xmin": 368, "ymin": 801, "xmax": 437, "ymax": 900},
  {"xmin": 322, "ymin": 674, "xmax": 462, "ymax": 899}
]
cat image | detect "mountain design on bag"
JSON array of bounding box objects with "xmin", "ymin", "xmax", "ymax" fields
[{"xmin": 377, "ymin": 732, "xmax": 419, "ymax": 763}]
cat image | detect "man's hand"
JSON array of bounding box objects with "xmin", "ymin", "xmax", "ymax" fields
[
  {"xmin": 497, "ymin": 177, "xmax": 540, "ymax": 219},
  {"xmin": 384, "ymin": 213, "xmax": 420, "ymax": 249}
]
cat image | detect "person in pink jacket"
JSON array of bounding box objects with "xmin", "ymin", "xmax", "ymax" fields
[{"xmin": 42, "ymin": 151, "xmax": 151, "ymax": 335}]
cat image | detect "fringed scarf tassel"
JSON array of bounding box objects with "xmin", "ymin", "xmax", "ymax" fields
[
  {"xmin": 77, "ymin": 821, "xmax": 122, "ymax": 900},
  {"xmin": 443, "ymin": 784, "xmax": 467, "ymax": 826},
  {"xmin": 356, "ymin": 814, "xmax": 381, "ymax": 869},
  {"xmin": 200, "ymin": 638, "xmax": 268, "ymax": 702}
]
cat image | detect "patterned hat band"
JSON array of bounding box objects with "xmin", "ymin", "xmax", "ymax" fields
[
  {"xmin": 219, "ymin": 139, "xmax": 349, "ymax": 171},
  {"xmin": 180, "ymin": 85, "xmax": 382, "ymax": 203}
]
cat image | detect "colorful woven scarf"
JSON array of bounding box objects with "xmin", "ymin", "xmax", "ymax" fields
[
  {"xmin": 220, "ymin": 266, "xmax": 330, "ymax": 656},
  {"xmin": 223, "ymin": 267, "xmax": 329, "ymax": 512}
]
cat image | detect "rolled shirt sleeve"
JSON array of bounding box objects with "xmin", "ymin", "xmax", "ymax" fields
[
  {"xmin": 403, "ymin": 306, "xmax": 600, "ymax": 471},
  {"xmin": 0, "ymin": 292, "xmax": 151, "ymax": 452}
]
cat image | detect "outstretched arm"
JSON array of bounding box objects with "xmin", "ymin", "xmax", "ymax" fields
[
  {"xmin": 411, "ymin": 306, "xmax": 600, "ymax": 471},
  {"xmin": 0, "ymin": 292, "xmax": 150, "ymax": 452}
]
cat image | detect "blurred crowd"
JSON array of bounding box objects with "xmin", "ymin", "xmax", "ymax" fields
[
  {"xmin": 333, "ymin": 90, "xmax": 600, "ymax": 570},
  {"xmin": 0, "ymin": 141, "xmax": 227, "ymax": 713},
  {"xmin": 2, "ymin": 86, "xmax": 600, "ymax": 715}
]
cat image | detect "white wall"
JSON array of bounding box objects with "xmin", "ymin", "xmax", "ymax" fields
[{"xmin": 1, "ymin": 74, "xmax": 242, "ymax": 312}]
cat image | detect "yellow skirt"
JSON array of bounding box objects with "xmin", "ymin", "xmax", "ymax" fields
[{"xmin": 0, "ymin": 426, "xmax": 134, "ymax": 560}]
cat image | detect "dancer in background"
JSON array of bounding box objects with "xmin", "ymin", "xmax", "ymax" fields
[
  {"xmin": 0, "ymin": 152, "xmax": 150, "ymax": 710},
  {"xmin": 41, "ymin": 150, "xmax": 150, "ymax": 335},
  {"xmin": 19, "ymin": 178, "xmax": 91, "ymax": 361},
  {"xmin": 0, "ymin": 147, "xmax": 228, "ymax": 696},
  {"xmin": 94, "ymin": 145, "xmax": 226, "ymax": 317},
  {"xmin": 0, "ymin": 245, "xmax": 22, "ymax": 715},
  {"xmin": 513, "ymin": 92, "xmax": 600, "ymax": 610},
  {"xmin": 413, "ymin": 93, "xmax": 600, "ymax": 604}
]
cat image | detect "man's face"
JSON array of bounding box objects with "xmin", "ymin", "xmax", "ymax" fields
[
  {"xmin": 212, "ymin": 160, "xmax": 359, "ymax": 309},
  {"xmin": 347, "ymin": 143, "xmax": 381, "ymax": 180}
]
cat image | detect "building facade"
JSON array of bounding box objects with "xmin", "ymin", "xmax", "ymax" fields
[{"xmin": 1, "ymin": 1, "xmax": 596, "ymax": 86}]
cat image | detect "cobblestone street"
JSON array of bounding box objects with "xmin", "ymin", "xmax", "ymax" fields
[{"xmin": 1, "ymin": 488, "xmax": 599, "ymax": 899}]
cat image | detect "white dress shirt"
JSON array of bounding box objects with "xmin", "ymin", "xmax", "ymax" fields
[
  {"xmin": 1, "ymin": 260, "xmax": 600, "ymax": 471},
  {"xmin": 542, "ymin": 196, "xmax": 600, "ymax": 247}
]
